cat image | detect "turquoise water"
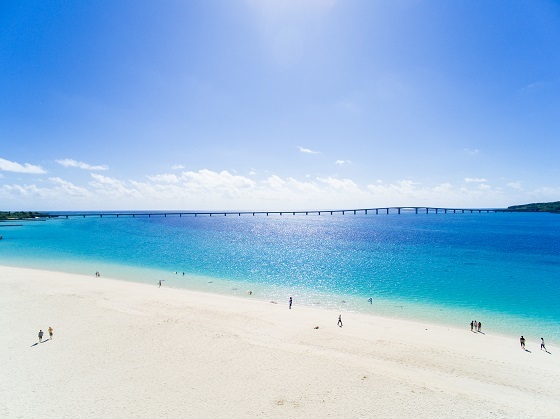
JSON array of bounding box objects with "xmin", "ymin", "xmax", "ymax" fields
[{"xmin": 1, "ymin": 212, "xmax": 559, "ymax": 343}]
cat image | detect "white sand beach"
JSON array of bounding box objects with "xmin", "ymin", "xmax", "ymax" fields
[{"xmin": 1, "ymin": 265, "xmax": 559, "ymax": 418}]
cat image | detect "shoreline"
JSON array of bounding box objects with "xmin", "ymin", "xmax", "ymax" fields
[
  {"xmin": 2, "ymin": 264, "xmax": 559, "ymax": 417},
  {"xmin": 2, "ymin": 259, "xmax": 558, "ymax": 346}
]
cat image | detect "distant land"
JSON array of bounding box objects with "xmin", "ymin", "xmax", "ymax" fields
[
  {"xmin": 0, "ymin": 211, "xmax": 49, "ymax": 221},
  {"xmin": 507, "ymin": 201, "xmax": 560, "ymax": 214}
]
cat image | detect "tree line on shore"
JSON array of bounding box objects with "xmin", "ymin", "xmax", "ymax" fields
[
  {"xmin": 0, "ymin": 211, "xmax": 49, "ymax": 221},
  {"xmin": 507, "ymin": 201, "xmax": 560, "ymax": 214}
]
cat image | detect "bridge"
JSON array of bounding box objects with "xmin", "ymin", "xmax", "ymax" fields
[{"xmin": 46, "ymin": 207, "xmax": 513, "ymax": 218}]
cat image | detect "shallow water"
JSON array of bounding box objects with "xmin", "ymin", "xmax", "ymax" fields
[{"xmin": 2, "ymin": 212, "xmax": 559, "ymax": 343}]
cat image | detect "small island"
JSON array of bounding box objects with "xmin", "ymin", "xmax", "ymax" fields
[
  {"xmin": 507, "ymin": 201, "xmax": 560, "ymax": 214},
  {"xmin": 0, "ymin": 211, "xmax": 50, "ymax": 221}
]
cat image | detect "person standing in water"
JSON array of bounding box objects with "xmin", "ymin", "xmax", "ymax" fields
[
  {"xmin": 337, "ymin": 315, "xmax": 343, "ymax": 327},
  {"xmin": 289, "ymin": 296, "xmax": 292, "ymax": 309}
]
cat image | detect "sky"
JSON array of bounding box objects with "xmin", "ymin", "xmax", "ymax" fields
[{"xmin": 1, "ymin": 0, "xmax": 559, "ymax": 211}]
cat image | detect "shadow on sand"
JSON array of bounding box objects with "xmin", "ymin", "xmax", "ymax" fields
[{"xmin": 31, "ymin": 338, "xmax": 50, "ymax": 347}]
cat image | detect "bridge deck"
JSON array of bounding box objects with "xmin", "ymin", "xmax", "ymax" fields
[{"xmin": 46, "ymin": 207, "xmax": 513, "ymax": 218}]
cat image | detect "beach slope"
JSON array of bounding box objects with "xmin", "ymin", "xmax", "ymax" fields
[{"xmin": 1, "ymin": 265, "xmax": 558, "ymax": 418}]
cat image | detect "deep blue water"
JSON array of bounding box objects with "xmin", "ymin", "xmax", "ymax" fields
[{"xmin": 1, "ymin": 212, "xmax": 559, "ymax": 343}]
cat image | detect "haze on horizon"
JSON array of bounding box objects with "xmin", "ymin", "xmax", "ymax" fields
[{"xmin": 1, "ymin": 0, "xmax": 559, "ymax": 211}]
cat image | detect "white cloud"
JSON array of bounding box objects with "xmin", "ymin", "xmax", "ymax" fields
[
  {"xmin": 249, "ymin": 169, "xmax": 257, "ymax": 176},
  {"xmin": 0, "ymin": 157, "xmax": 46, "ymax": 174},
  {"xmin": 433, "ymin": 183, "xmax": 453, "ymax": 193},
  {"xmin": 335, "ymin": 160, "xmax": 352, "ymax": 165},
  {"xmin": 367, "ymin": 179, "xmax": 421, "ymax": 198},
  {"xmin": 56, "ymin": 159, "xmax": 108, "ymax": 171},
  {"xmin": 181, "ymin": 169, "xmax": 256, "ymax": 191},
  {"xmin": 49, "ymin": 177, "xmax": 91, "ymax": 196},
  {"xmin": 89, "ymin": 173, "xmax": 141, "ymax": 198},
  {"xmin": 3, "ymin": 163, "xmax": 558, "ymax": 211},
  {"xmin": 317, "ymin": 177, "xmax": 361, "ymax": 193},
  {"xmin": 1, "ymin": 183, "xmax": 47, "ymax": 196},
  {"xmin": 297, "ymin": 146, "xmax": 320, "ymax": 154},
  {"xmin": 263, "ymin": 175, "xmax": 287, "ymax": 190},
  {"xmin": 171, "ymin": 164, "xmax": 185, "ymax": 170},
  {"xmin": 367, "ymin": 180, "xmax": 499, "ymax": 207},
  {"xmin": 147, "ymin": 174, "xmax": 179, "ymax": 183}
]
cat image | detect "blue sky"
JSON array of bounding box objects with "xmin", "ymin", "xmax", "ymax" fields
[{"xmin": 1, "ymin": 0, "xmax": 559, "ymax": 210}]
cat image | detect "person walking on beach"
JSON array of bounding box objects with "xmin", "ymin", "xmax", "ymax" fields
[
  {"xmin": 158, "ymin": 280, "xmax": 162, "ymax": 288},
  {"xmin": 48, "ymin": 326, "xmax": 53, "ymax": 340},
  {"xmin": 470, "ymin": 321, "xmax": 474, "ymax": 332},
  {"xmin": 477, "ymin": 321, "xmax": 481, "ymax": 332},
  {"xmin": 338, "ymin": 315, "xmax": 343, "ymax": 327},
  {"xmin": 38, "ymin": 330, "xmax": 43, "ymax": 343},
  {"xmin": 520, "ymin": 335, "xmax": 526, "ymax": 350},
  {"xmin": 289, "ymin": 296, "xmax": 292, "ymax": 309},
  {"xmin": 541, "ymin": 338, "xmax": 547, "ymax": 351}
]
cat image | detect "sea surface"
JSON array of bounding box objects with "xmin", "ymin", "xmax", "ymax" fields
[{"xmin": 1, "ymin": 211, "xmax": 559, "ymax": 344}]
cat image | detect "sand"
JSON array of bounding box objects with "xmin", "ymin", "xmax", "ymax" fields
[{"xmin": 1, "ymin": 265, "xmax": 559, "ymax": 418}]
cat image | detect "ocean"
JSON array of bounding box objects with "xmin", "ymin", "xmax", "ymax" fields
[{"xmin": 1, "ymin": 211, "xmax": 559, "ymax": 343}]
